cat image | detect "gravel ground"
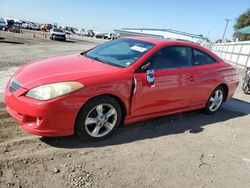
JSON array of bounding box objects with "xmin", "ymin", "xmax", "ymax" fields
[{"xmin": 0, "ymin": 30, "xmax": 250, "ymax": 188}]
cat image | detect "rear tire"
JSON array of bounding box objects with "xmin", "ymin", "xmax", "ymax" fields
[
  {"xmin": 75, "ymin": 96, "xmax": 122, "ymax": 141},
  {"xmin": 204, "ymin": 86, "xmax": 225, "ymax": 114}
]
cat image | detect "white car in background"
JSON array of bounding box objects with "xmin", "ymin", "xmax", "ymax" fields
[
  {"xmin": 50, "ymin": 28, "xmax": 66, "ymax": 41},
  {"xmin": 78, "ymin": 29, "xmax": 89, "ymax": 36},
  {"xmin": 22, "ymin": 22, "xmax": 40, "ymax": 30},
  {"xmin": 95, "ymin": 32, "xmax": 118, "ymax": 40}
]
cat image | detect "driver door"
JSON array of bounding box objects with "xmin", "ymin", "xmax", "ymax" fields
[{"xmin": 131, "ymin": 46, "xmax": 196, "ymax": 117}]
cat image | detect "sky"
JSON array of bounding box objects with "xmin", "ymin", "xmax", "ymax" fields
[{"xmin": 0, "ymin": 0, "xmax": 249, "ymax": 41}]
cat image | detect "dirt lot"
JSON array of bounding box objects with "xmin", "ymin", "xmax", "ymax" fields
[{"xmin": 0, "ymin": 30, "xmax": 250, "ymax": 188}]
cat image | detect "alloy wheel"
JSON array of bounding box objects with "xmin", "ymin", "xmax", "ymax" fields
[
  {"xmin": 84, "ymin": 103, "xmax": 117, "ymax": 138},
  {"xmin": 209, "ymin": 89, "xmax": 224, "ymax": 112}
]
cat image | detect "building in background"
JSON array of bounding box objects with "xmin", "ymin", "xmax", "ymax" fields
[{"xmin": 114, "ymin": 28, "xmax": 209, "ymax": 46}]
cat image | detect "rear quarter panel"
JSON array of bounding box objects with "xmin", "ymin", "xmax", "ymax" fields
[
  {"xmin": 217, "ymin": 62, "xmax": 239, "ymax": 99},
  {"xmin": 191, "ymin": 63, "xmax": 223, "ymax": 106}
]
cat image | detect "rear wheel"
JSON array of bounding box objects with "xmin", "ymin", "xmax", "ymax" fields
[
  {"xmin": 205, "ymin": 86, "xmax": 224, "ymax": 114},
  {"xmin": 76, "ymin": 96, "xmax": 122, "ymax": 141}
]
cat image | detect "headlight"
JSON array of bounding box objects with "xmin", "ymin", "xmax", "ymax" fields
[{"xmin": 26, "ymin": 82, "xmax": 84, "ymax": 100}]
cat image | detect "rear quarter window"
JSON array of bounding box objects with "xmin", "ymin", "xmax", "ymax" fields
[{"xmin": 193, "ymin": 49, "xmax": 216, "ymax": 66}]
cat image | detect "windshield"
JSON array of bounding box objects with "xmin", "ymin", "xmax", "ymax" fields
[
  {"xmin": 84, "ymin": 38, "xmax": 155, "ymax": 68},
  {"xmin": 53, "ymin": 28, "xmax": 64, "ymax": 33}
]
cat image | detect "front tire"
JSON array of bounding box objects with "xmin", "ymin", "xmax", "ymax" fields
[
  {"xmin": 51, "ymin": 34, "xmax": 55, "ymax": 40},
  {"xmin": 204, "ymin": 86, "xmax": 225, "ymax": 114},
  {"xmin": 76, "ymin": 96, "xmax": 122, "ymax": 141}
]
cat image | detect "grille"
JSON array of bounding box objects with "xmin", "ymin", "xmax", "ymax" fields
[{"xmin": 9, "ymin": 79, "xmax": 22, "ymax": 93}]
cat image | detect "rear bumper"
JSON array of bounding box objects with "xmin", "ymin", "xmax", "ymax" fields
[{"xmin": 227, "ymin": 81, "xmax": 239, "ymax": 100}]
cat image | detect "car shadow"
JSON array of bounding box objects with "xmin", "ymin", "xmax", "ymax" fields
[
  {"xmin": 54, "ymin": 40, "xmax": 76, "ymax": 43},
  {"xmin": 64, "ymin": 40, "xmax": 76, "ymax": 43},
  {"xmin": 0, "ymin": 40, "xmax": 24, "ymax": 44},
  {"xmin": 41, "ymin": 98, "xmax": 250, "ymax": 148}
]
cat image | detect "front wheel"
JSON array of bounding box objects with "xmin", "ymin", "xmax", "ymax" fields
[
  {"xmin": 76, "ymin": 96, "xmax": 122, "ymax": 141},
  {"xmin": 51, "ymin": 34, "xmax": 55, "ymax": 40},
  {"xmin": 204, "ymin": 86, "xmax": 225, "ymax": 114}
]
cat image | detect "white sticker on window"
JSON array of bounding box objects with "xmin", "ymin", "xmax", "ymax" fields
[{"xmin": 130, "ymin": 46, "xmax": 147, "ymax": 52}]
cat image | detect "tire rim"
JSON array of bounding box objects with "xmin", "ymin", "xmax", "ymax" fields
[
  {"xmin": 84, "ymin": 103, "xmax": 117, "ymax": 138},
  {"xmin": 209, "ymin": 89, "xmax": 223, "ymax": 112}
]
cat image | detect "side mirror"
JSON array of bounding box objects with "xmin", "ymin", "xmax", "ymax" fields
[
  {"xmin": 141, "ymin": 62, "xmax": 151, "ymax": 72},
  {"xmin": 138, "ymin": 62, "xmax": 155, "ymax": 87}
]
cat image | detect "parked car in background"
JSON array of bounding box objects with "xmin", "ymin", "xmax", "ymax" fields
[
  {"xmin": 81, "ymin": 29, "xmax": 88, "ymax": 36},
  {"xmin": 0, "ymin": 19, "xmax": 7, "ymax": 30},
  {"xmin": 96, "ymin": 32, "xmax": 118, "ymax": 40},
  {"xmin": 85, "ymin": 30, "xmax": 95, "ymax": 37},
  {"xmin": 22, "ymin": 22, "xmax": 40, "ymax": 30},
  {"xmin": 9, "ymin": 25, "xmax": 21, "ymax": 33},
  {"xmin": 4, "ymin": 37, "xmax": 239, "ymax": 140},
  {"xmin": 6, "ymin": 19, "xmax": 21, "ymax": 33},
  {"xmin": 95, "ymin": 32, "xmax": 109, "ymax": 39},
  {"xmin": 107, "ymin": 33, "xmax": 118, "ymax": 40},
  {"xmin": 63, "ymin": 26, "xmax": 75, "ymax": 35},
  {"xmin": 76, "ymin": 29, "xmax": 88, "ymax": 36},
  {"xmin": 50, "ymin": 28, "xmax": 66, "ymax": 41},
  {"xmin": 75, "ymin": 29, "xmax": 81, "ymax": 35},
  {"xmin": 72, "ymin": 28, "xmax": 79, "ymax": 35}
]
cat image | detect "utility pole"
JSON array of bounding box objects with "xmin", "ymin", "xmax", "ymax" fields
[{"xmin": 222, "ymin": 18, "xmax": 231, "ymax": 42}]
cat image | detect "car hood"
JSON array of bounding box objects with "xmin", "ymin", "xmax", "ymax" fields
[{"xmin": 14, "ymin": 54, "xmax": 122, "ymax": 89}]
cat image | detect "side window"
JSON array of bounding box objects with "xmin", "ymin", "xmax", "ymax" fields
[
  {"xmin": 193, "ymin": 49, "xmax": 216, "ymax": 66},
  {"xmin": 148, "ymin": 46, "xmax": 192, "ymax": 70}
]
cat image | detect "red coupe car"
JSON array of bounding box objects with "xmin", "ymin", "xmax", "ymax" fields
[{"xmin": 4, "ymin": 37, "xmax": 239, "ymax": 140}]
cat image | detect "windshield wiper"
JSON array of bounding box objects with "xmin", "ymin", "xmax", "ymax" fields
[
  {"xmin": 83, "ymin": 53, "xmax": 108, "ymax": 64},
  {"xmin": 92, "ymin": 56, "xmax": 106, "ymax": 64}
]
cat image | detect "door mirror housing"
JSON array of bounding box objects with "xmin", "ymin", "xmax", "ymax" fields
[{"xmin": 140, "ymin": 62, "xmax": 151, "ymax": 72}]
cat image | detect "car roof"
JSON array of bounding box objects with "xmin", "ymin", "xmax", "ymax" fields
[
  {"xmin": 123, "ymin": 36, "xmax": 219, "ymax": 60},
  {"xmin": 124, "ymin": 36, "xmax": 200, "ymax": 47}
]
